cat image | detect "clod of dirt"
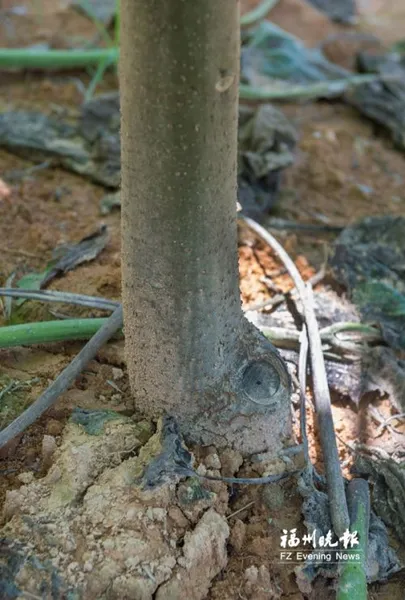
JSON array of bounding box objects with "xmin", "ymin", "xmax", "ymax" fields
[
  {"xmin": 155, "ymin": 509, "xmax": 229, "ymax": 600},
  {"xmin": 229, "ymin": 518, "xmax": 247, "ymax": 552},
  {"xmin": 0, "ymin": 416, "xmax": 231, "ymax": 599},
  {"xmin": 41, "ymin": 434, "xmax": 57, "ymax": 471},
  {"xmin": 45, "ymin": 418, "xmax": 64, "ymax": 437},
  {"xmin": 16, "ymin": 471, "xmax": 34, "ymax": 485},
  {"xmin": 219, "ymin": 448, "xmax": 243, "ymax": 477},
  {"xmin": 204, "ymin": 452, "xmax": 222, "ymax": 470},
  {"xmin": 244, "ymin": 564, "xmax": 279, "ymax": 599},
  {"xmin": 111, "ymin": 367, "xmax": 124, "ymax": 381}
]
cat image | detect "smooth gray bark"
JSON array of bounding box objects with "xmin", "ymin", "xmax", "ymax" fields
[{"xmin": 120, "ymin": 0, "xmax": 291, "ymax": 454}]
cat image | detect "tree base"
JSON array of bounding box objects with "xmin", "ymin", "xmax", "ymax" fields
[{"xmin": 169, "ymin": 318, "xmax": 292, "ymax": 456}]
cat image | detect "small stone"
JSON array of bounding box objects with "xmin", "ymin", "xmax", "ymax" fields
[
  {"xmin": 349, "ymin": 182, "xmax": 374, "ymax": 200},
  {"xmin": 204, "ymin": 453, "xmax": 221, "ymax": 470},
  {"xmin": 257, "ymin": 565, "xmax": 271, "ymax": 588},
  {"xmin": 64, "ymin": 539, "xmax": 76, "ymax": 552},
  {"xmin": 45, "ymin": 418, "xmax": 63, "ymax": 436},
  {"xmin": 17, "ymin": 471, "xmax": 34, "ymax": 484},
  {"xmin": 196, "ymin": 463, "xmax": 207, "ymax": 476},
  {"xmin": 125, "ymin": 556, "xmax": 140, "ymax": 570},
  {"xmin": 229, "ymin": 518, "xmax": 246, "ymax": 552},
  {"xmin": 42, "ymin": 435, "xmax": 57, "ymax": 471},
  {"xmin": 112, "ymin": 367, "xmax": 124, "ymax": 381},
  {"xmin": 150, "ymin": 508, "xmax": 166, "ymax": 522},
  {"xmin": 245, "ymin": 565, "xmax": 258, "ymax": 584},
  {"xmin": 219, "ymin": 448, "xmax": 243, "ymax": 477},
  {"xmin": 126, "ymin": 507, "xmax": 137, "ymax": 520},
  {"xmin": 45, "ymin": 465, "xmax": 62, "ymax": 484},
  {"xmin": 168, "ymin": 506, "xmax": 189, "ymax": 530},
  {"xmin": 206, "ymin": 469, "xmax": 221, "ymax": 478}
]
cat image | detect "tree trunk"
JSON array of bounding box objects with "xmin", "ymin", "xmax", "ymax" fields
[{"xmin": 120, "ymin": 0, "xmax": 291, "ymax": 454}]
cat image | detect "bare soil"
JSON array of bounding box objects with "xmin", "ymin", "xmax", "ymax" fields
[{"xmin": 0, "ymin": 1, "xmax": 404, "ymax": 598}]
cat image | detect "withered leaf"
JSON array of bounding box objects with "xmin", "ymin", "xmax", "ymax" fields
[{"xmin": 40, "ymin": 225, "xmax": 109, "ymax": 288}]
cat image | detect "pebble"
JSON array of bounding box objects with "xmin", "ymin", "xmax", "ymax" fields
[
  {"xmin": 112, "ymin": 367, "xmax": 124, "ymax": 381},
  {"xmin": 219, "ymin": 448, "xmax": 243, "ymax": 477},
  {"xmin": 42, "ymin": 435, "xmax": 57, "ymax": 470},
  {"xmin": 204, "ymin": 452, "xmax": 221, "ymax": 470},
  {"xmin": 17, "ymin": 471, "xmax": 34, "ymax": 484},
  {"xmin": 229, "ymin": 518, "xmax": 246, "ymax": 552},
  {"xmin": 45, "ymin": 418, "xmax": 63, "ymax": 436}
]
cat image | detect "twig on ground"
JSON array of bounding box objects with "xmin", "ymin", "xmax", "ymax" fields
[
  {"xmin": 298, "ymin": 325, "xmax": 310, "ymax": 464},
  {"xmin": 243, "ymin": 256, "xmax": 327, "ymax": 313},
  {"xmin": 369, "ymin": 406, "xmax": 405, "ymax": 438},
  {"xmin": 188, "ymin": 468, "xmax": 298, "ymax": 486},
  {"xmin": 0, "ymin": 288, "xmax": 119, "ymax": 312},
  {"xmin": 260, "ymin": 322, "xmax": 382, "ymax": 359},
  {"xmin": 227, "ymin": 501, "xmax": 255, "ymax": 520},
  {"xmin": 0, "ymin": 306, "xmax": 123, "ymax": 450},
  {"xmin": 243, "ymin": 293, "xmax": 285, "ymax": 313},
  {"xmin": 242, "ymin": 215, "xmax": 350, "ymax": 536}
]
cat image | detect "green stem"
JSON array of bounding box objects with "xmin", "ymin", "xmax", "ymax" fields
[
  {"xmin": 336, "ymin": 478, "xmax": 369, "ymax": 600},
  {"xmin": 0, "ymin": 317, "xmax": 381, "ymax": 352},
  {"xmin": 115, "ymin": 0, "xmax": 121, "ymax": 45},
  {"xmin": 0, "ymin": 39, "xmax": 388, "ymax": 106},
  {"xmin": 0, "ymin": 318, "xmax": 119, "ymax": 348},
  {"xmin": 0, "ymin": 51, "xmax": 377, "ymax": 101},
  {"xmin": 0, "ymin": 48, "xmax": 118, "ymax": 69},
  {"xmin": 85, "ymin": 55, "xmax": 111, "ymax": 101}
]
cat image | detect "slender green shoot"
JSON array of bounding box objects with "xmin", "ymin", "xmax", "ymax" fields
[
  {"xmin": 0, "ymin": 318, "xmax": 117, "ymax": 348},
  {"xmin": 115, "ymin": 0, "xmax": 121, "ymax": 45},
  {"xmin": 85, "ymin": 55, "xmax": 112, "ymax": 101},
  {"xmin": 0, "ymin": 48, "xmax": 118, "ymax": 69},
  {"xmin": 336, "ymin": 479, "xmax": 370, "ymax": 600}
]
